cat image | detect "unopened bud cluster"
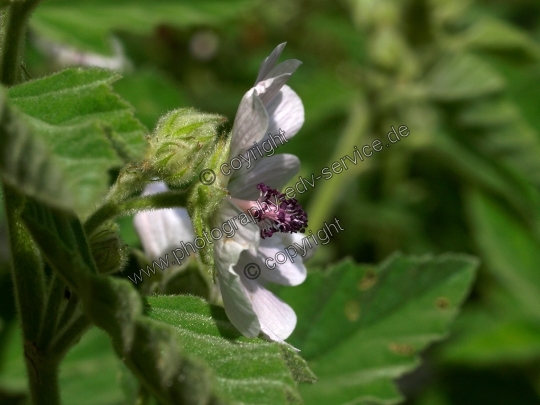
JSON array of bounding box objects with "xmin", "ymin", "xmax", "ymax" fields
[{"xmin": 147, "ymin": 108, "xmax": 226, "ymax": 186}]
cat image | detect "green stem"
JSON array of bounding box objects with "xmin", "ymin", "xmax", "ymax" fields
[
  {"xmin": 24, "ymin": 341, "xmax": 61, "ymax": 405},
  {"xmin": 2, "ymin": 184, "xmax": 62, "ymax": 405},
  {"xmin": 0, "ymin": 0, "xmax": 40, "ymax": 86},
  {"xmin": 307, "ymin": 99, "xmax": 370, "ymax": 230},
  {"xmin": 2, "ymin": 184, "xmax": 45, "ymax": 343},
  {"xmin": 84, "ymin": 190, "xmax": 189, "ymax": 235},
  {"xmin": 37, "ymin": 273, "xmax": 65, "ymax": 349},
  {"xmin": 1, "ymin": 2, "xmax": 58, "ymax": 404}
]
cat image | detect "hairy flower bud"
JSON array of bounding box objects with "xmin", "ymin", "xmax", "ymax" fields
[
  {"xmin": 147, "ymin": 108, "xmax": 226, "ymax": 186},
  {"xmin": 89, "ymin": 221, "xmax": 128, "ymax": 275}
]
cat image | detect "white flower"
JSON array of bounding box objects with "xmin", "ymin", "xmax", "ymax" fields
[
  {"xmin": 133, "ymin": 181, "xmax": 194, "ymax": 261},
  {"xmin": 133, "ymin": 43, "xmax": 310, "ymax": 343},
  {"xmin": 213, "ymin": 42, "xmax": 309, "ymax": 342}
]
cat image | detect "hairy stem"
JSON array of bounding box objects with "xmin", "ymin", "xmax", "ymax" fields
[
  {"xmin": 24, "ymin": 340, "xmax": 61, "ymax": 405},
  {"xmin": 84, "ymin": 190, "xmax": 189, "ymax": 235},
  {"xmin": 1, "ymin": 184, "xmax": 62, "ymax": 405},
  {"xmin": 2, "ymin": 185, "xmax": 45, "ymax": 342},
  {"xmin": 0, "ymin": 0, "xmax": 40, "ymax": 86},
  {"xmin": 1, "ymin": 1, "xmax": 61, "ymax": 404}
]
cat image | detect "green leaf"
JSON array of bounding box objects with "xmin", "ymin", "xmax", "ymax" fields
[
  {"xmin": 430, "ymin": 131, "xmax": 540, "ymax": 228},
  {"xmin": 279, "ymin": 255, "xmax": 478, "ymax": 405},
  {"xmin": 20, "ymin": 199, "xmax": 219, "ymax": 405},
  {"xmin": 441, "ymin": 270, "xmax": 540, "ymax": 366},
  {"xmin": 8, "ymin": 68, "xmax": 147, "ymax": 215},
  {"xmin": 461, "ymin": 18, "xmax": 540, "ymax": 61},
  {"xmin": 458, "ymin": 98, "xmax": 518, "ymax": 128},
  {"xmin": 31, "ymin": 0, "xmax": 259, "ymax": 54},
  {"xmin": 466, "ymin": 191, "xmax": 540, "ymax": 319},
  {"xmin": 424, "ymin": 53, "xmax": 505, "ymax": 101},
  {"xmin": 468, "ymin": 109, "xmax": 540, "ymax": 190},
  {"xmin": 0, "ymin": 87, "xmax": 73, "ymax": 210},
  {"xmin": 441, "ymin": 306, "xmax": 540, "ymax": 366},
  {"xmin": 147, "ymin": 295, "xmax": 315, "ymax": 405}
]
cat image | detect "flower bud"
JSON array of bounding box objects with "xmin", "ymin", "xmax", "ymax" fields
[
  {"xmin": 89, "ymin": 221, "xmax": 128, "ymax": 275},
  {"xmin": 147, "ymin": 108, "xmax": 226, "ymax": 186}
]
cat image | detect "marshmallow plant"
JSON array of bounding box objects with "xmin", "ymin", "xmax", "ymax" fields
[
  {"xmin": 4, "ymin": 37, "xmax": 318, "ymax": 404},
  {"xmin": 134, "ymin": 43, "xmax": 311, "ymax": 342}
]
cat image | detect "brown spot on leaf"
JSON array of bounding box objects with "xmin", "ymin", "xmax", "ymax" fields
[
  {"xmin": 358, "ymin": 269, "xmax": 377, "ymax": 291},
  {"xmin": 344, "ymin": 300, "xmax": 361, "ymax": 322},
  {"xmin": 436, "ymin": 297, "xmax": 450, "ymax": 310},
  {"xmin": 388, "ymin": 343, "xmax": 415, "ymax": 356}
]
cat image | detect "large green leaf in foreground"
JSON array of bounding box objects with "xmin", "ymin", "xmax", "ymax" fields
[
  {"xmin": 0, "ymin": 87, "xmax": 73, "ymax": 210},
  {"xmin": 148, "ymin": 295, "xmax": 315, "ymax": 405},
  {"xmin": 279, "ymin": 255, "xmax": 478, "ymax": 404},
  {"xmin": 8, "ymin": 68, "xmax": 146, "ymax": 215}
]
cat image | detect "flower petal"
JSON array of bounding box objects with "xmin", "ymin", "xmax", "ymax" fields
[
  {"xmin": 263, "ymin": 85, "xmax": 304, "ymax": 141},
  {"xmin": 228, "ymin": 154, "xmax": 300, "ymax": 200},
  {"xmin": 213, "ymin": 198, "xmax": 261, "ymax": 250},
  {"xmin": 264, "ymin": 59, "xmax": 302, "ymax": 81},
  {"xmin": 241, "ymin": 277, "xmax": 297, "ymax": 341},
  {"xmin": 140, "ymin": 180, "xmax": 168, "ymax": 196},
  {"xmin": 235, "ymin": 238, "xmax": 306, "ymax": 287},
  {"xmin": 213, "ymin": 199, "xmax": 261, "ymax": 337},
  {"xmin": 229, "ymin": 90, "xmax": 269, "ymax": 158},
  {"xmin": 285, "ymin": 231, "xmax": 317, "ymax": 262},
  {"xmin": 133, "ymin": 182, "xmax": 194, "ymax": 260},
  {"xmin": 255, "ymin": 42, "xmax": 286, "ymax": 84},
  {"xmin": 256, "ymin": 233, "xmax": 308, "ymax": 286},
  {"xmin": 254, "ymin": 74, "xmax": 291, "ymax": 107},
  {"xmin": 216, "ymin": 251, "xmax": 260, "ymax": 338}
]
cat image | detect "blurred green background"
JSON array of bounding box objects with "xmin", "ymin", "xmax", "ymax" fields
[{"xmin": 2, "ymin": 0, "xmax": 540, "ymax": 403}]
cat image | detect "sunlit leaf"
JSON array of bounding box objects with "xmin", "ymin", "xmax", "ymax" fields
[
  {"xmin": 280, "ymin": 255, "xmax": 477, "ymax": 404},
  {"xmin": 0, "ymin": 86, "xmax": 73, "ymax": 210},
  {"xmin": 148, "ymin": 295, "xmax": 316, "ymax": 405},
  {"xmin": 9, "ymin": 68, "xmax": 147, "ymax": 215}
]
